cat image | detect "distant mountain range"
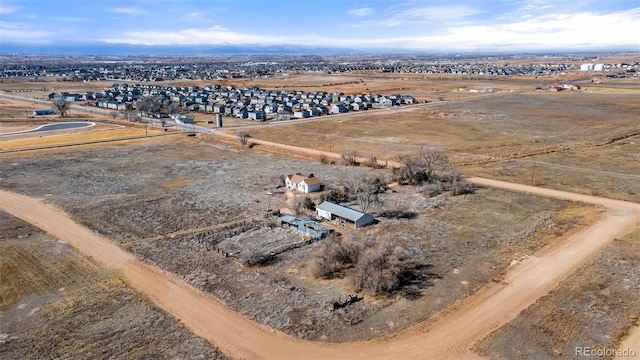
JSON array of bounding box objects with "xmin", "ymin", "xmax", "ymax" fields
[
  {"xmin": 1, "ymin": 43, "xmax": 372, "ymax": 56},
  {"xmin": 1, "ymin": 42, "xmax": 635, "ymax": 56}
]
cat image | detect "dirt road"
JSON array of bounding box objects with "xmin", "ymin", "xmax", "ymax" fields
[{"xmin": 2, "ymin": 178, "xmax": 639, "ymax": 359}]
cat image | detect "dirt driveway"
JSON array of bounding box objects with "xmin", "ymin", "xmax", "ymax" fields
[{"xmin": 2, "ymin": 178, "xmax": 639, "ymax": 359}]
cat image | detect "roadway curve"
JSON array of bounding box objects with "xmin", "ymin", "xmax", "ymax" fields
[{"xmin": 1, "ymin": 179, "xmax": 639, "ymax": 359}]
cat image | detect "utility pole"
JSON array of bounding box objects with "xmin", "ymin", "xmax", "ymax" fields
[{"xmin": 531, "ymin": 163, "xmax": 536, "ymax": 185}]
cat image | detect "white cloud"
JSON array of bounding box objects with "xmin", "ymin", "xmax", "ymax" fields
[
  {"xmin": 518, "ymin": 0, "xmax": 556, "ymax": 11},
  {"xmin": 54, "ymin": 16, "xmax": 90, "ymax": 22},
  {"xmin": 102, "ymin": 25, "xmax": 298, "ymax": 46},
  {"xmin": 110, "ymin": 7, "xmax": 145, "ymax": 15},
  {"xmin": 0, "ymin": 21, "xmax": 53, "ymax": 44},
  {"xmin": 347, "ymin": 7, "xmax": 374, "ymax": 17},
  {"xmin": 100, "ymin": 7, "xmax": 640, "ymax": 52},
  {"xmin": 185, "ymin": 12, "xmax": 201, "ymax": 17},
  {"xmin": 352, "ymin": 5, "xmax": 483, "ymax": 27},
  {"xmin": 0, "ymin": 4, "xmax": 19, "ymax": 14}
]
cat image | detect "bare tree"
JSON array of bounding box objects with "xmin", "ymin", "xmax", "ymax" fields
[
  {"xmin": 353, "ymin": 242, "xmax": 406, "ymax": 295},
  {"xmin": 51, "ymin": 98, "xmax": 70, "ymax": 117},
  {"xmin": 237, "ymin": 132, "xmax": 251, "ymax": 147},
  {"xmin": 419, "ymin": 147, "xmax": 449, "ymax": 180},
  {"xmin": 396, "ymin": 154, "xmax": 424, "ymax": 185},
  {"xmin": 110, "ymin": 111, "xmax": 118, "ymax": 120},
  {"xmin": 136, "ymin": 96, "xmax": 162, "ymax": 117},
  {"xmin": 350, "ymin": 176, "xmax": 385, "ymax": 213},
  {"xmin": 163, "ymin": 99, "xmax": 179, "ymax": 114},
  {"xmin": 313, "ymin": 234, "xmax": 361, "ymax": 279},
  {"xmin": 341, "ymin": 150, "xmax": 358, "ymax": 166}
]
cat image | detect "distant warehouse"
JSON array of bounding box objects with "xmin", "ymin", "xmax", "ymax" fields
[{"xmin": 316, "ymin": 201, "xmax": 374, "ymax": 228}]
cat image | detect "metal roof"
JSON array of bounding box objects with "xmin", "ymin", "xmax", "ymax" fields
[{"xmin": 316, "ymin": 201, "xmax": 370, "ymax": 222}]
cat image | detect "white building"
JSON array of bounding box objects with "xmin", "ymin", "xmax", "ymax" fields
[{"xmin": 285, "ymin": 173, "xmax": 321, "ymax": 193}]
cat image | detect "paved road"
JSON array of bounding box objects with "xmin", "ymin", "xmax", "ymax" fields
[
  {"xmin": 1, "ymin": 179, "xmax": 638, "ymax": 360},
  {"xmin": 0, "ymin": 121, "xmax": 95, "ymax": 137}
]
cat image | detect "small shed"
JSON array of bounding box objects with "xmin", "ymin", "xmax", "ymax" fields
[
  {"xmin": 280, "ymin": 215, "xmax": 333, "ymax": 239},
  {"xmin": 316, "ymin": 201, "xmax": 374, "ymax": 228},
  {"xmin": 33, "ymin": 109, "xmax": 55, "ymax": 116}
]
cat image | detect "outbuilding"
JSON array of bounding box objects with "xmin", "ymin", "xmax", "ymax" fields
[
  {"xmin": 32, "ymin": 109, "xmax": 55, "ymax": 116},
  {"xmin": 316, "ymin": 201, "xmax": 374, "ymax": 228}
]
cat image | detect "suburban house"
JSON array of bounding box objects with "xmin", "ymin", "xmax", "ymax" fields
[
  {"xmin": 316, "ymin": 201, "xmax": 374, "ymax": 228},
  {"xmin": 330, "ymin": 104, "xmax": 348, "ymax": 114},
  {"xmin": 286, "ymin": 173, "xmax": 321, "ymax": 193}
]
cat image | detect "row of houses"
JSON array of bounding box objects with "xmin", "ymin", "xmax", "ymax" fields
[
  {"xmin": 49, "ymin": 83, "xmax": 417, "ymax": 121},
  {"xmin": 6, "ymin": 55, "xmax": 640, "ymax": 81}
]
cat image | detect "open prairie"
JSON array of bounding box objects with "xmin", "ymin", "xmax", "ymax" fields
[
  {"xmin": 0, "ymin": 211, "xmax": 229, "ymax": 359},
  {"xmin": 1, "ymin": 67, "xmax": 640, "ymax": 359},
  {"xmin": 0, "ymin": 136, "xmax": 601, "ymax": 345},
  {"xmin": 474, "ymin": 228, "xmax": 640, "ymax": 359},
  {"xmin": 245, "ymin": 81, "xmax": 640, "ymax": 202}
]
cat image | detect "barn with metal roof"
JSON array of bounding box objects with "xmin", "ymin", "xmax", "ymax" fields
[{"xmin": 316, "ymin": 201, "xmax": 374, "ymax": 228}]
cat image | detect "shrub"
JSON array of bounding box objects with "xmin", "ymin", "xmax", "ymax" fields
[
  {"xmin": 303, "ymin": 197, "xmax": 316, "ymax": 211},
  {"xmin": 312, "ymin": 235, "xmax": 361, "ymax": 279},
  {"xmin": 340, "ymin": 151, "xmax": 358, "ymax": 166},
  {"xmin": 322, "ymin": 187, "xmax": 349, "ymax": 204}
]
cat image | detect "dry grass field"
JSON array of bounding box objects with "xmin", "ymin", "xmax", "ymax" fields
[
  {"xmin": 243, "ymin": 83, "xmax": 639, "ymax": 202},
  {"xmin": 2, "ymin": 68, "xmax": 639, "ymax": 357},
  {"xmin": 0, "ymin": 136, "xmax": 600, "ymax": 342},
  {"xmin": 246, "ymin": 86, "xmax": 639, "ymax": 159},
  {"xmin": 0, "ymin": 127, "xmax": 162, "ymax": 151},
  {"xmin": 0, "ymin": 211, "xmax": 229, "ymax": 359},
  {"xmin": 474, "ymin": 228, "xmax": 640, "ymax": 359}
]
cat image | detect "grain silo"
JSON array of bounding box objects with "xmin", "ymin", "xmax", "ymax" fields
[
  {"xmin": 580, "ymin": 63, "xmax": 594, "ymax": 71},
  {"xmin": 594, "ymin": 63, "xmax": 605, "ymax": 71}
]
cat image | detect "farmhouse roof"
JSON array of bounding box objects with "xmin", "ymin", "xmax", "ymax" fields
[
  {"xmin": 288, "ymin": 174, "xmax": 305, "ymax": 183},
  {"xmin": 316, "ymin": 201, "xmax": 370, "ymax": 223},
  {"xmin": 302, "ymin": 177, "xmax": 321, "ymax": 186}
]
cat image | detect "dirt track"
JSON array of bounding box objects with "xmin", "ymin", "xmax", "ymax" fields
[{"xmin": 2, "ymin": 178, "xmax": 639, "ymax": 359}]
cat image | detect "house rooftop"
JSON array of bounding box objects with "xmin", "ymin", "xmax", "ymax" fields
[{"xmin": 316, "ymin": 201, "xmax": 370, "ymax": 223}]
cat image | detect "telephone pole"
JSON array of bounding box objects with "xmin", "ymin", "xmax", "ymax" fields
[{"xmin": 531, "ymin": 163, "xmax": 536, "ymax": 185}]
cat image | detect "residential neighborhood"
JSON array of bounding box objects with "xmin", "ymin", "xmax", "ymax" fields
[{"xmin": 48, "ymin": 83, "xmax": 418, "ymax": 121}]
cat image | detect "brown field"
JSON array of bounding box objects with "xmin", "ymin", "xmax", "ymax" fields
[
  {"xmin": 474, "ymin": 228, "xmax": 640, "ymax": 359},
  {"xmin": 243, "ymin": 84, "xmax": 640, "ymax": 202},
  {"xmin": 0, "ymin": 127, "xmax": 163, "ymax": 151},
  {"xmin": 246, "ymin": 86, "xmax": 640, "ymax": 159},
  {"xmin": 0, "ymin": 211, "xmax": 229, "ymax": 359},
  {"xmin": 0, "ymin": 136, "xmax": 601, "ymax": 344}
]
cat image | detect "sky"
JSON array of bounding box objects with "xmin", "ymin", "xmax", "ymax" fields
[{"xmin": 1, "ymin": 0, "xmax": 639, "ymax": 54}]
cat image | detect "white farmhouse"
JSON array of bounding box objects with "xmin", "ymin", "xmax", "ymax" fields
[{"xmin": 285, "ymin": 173, "xmax": 322, "ymax": 193}]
